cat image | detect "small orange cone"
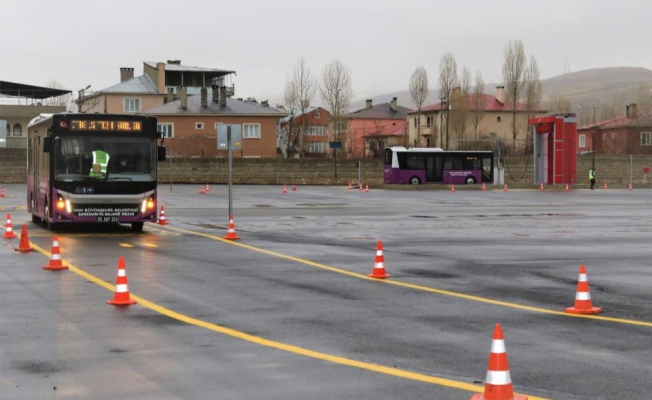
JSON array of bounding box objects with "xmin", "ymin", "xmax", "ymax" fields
[
  {"xmin": 451, "ymin": 184, "xmax": 456, "ymax": 193},
  {"xmin": 3, "ymin": 213, "xmax": 16, "ymax": 239},
  {"xmin": 470, "ymin": 323, "xmax": 528, "ymax": 400},
  {"xmin": 158, "ymin": 206, "xmax": 169, "ymax": 225},
  {"xmin": 223, "ymin": 215, "xmax": 240, "ymax": 240},
  {"xmin": 107, "ymin": 256, "xmax": 137, "ymax": 306},
  {"xmin": 503, "ymin": 184, "xmax": 508, "ymax": 192},
  {"xmin": 628, "ymin": 183, "xmax": 632, "ymax": 191},
  {"xmin": 539, "ymin": 183, "xmax": 544, "ymax": 191},
  {"xmin": 359, "ymin": 183, "xmax": 363, "ymax": 191},
  {"xmin": 43, "ymin": 234, "xmax": 68, "ymax": 270},
  {"xmin": 565, "ymin": 264, "xmax": 602, "ymax": 315},
  {"xmin": 368, "ymin": 240, "xmax": 390, "ymax": 279},
  {"xmin": 200, "ymin": 186, "xmax": 205, "ymax": 194},
  {"xmin": 565, "ymin": 184, "xmax": 569, "ymax": 191},
  {"xmin": 15, "ymin": 224, "xmax": 35, "ymax": 252},
  {"xmin": 365, "ymin": 184, "xmax": 370, "ymax": 193},
  {"xmin": 1, "ymin": 187, "xmax": 4, "ymax": 198},
  {"xmin": 348, "ymin": 181, "xmax": 352, "ymax": 190},
  {"xmin": 292, "ymin": 183, "xmax": 297, "ymax": 192},
  {"xmin": 482, "ymin": 182, "xmax": 486, "ymax": 191},
  {"xmin": 603, "ymin": 182, "xmax": 607, "ymax": 190},
  {"xmin": 283, "ymin": 184, "xmax": 288, "ymax": 194},
  {"xmin": 206, "ymin": 182, "xmax": 210, "ymax": 192}
]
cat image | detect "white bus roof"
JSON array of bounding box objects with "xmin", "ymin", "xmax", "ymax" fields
[
  {"xmin": 27, "ymin": 113, "xmax": 54, "ymax": 129},
  {"xmin": 388, "ymin": 146, "xmax": 443, "ymax": 152}
]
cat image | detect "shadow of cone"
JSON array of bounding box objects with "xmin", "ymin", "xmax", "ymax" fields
[
  {"xmin": 108, "ymin": 256, "xmax": 137, "ymax": 306},
  {"xmin": 15, "ymin": 224, "xmax": 34, "ymax": 252},
  {"xmin": 223, "ymin": 215, "xmax": 240, "ymax": 240},
  {"xmin": 3, "ymin": 213, "xmax": 16, "ymax": 239},
  {"xmin": 470, "ymin": 323, "xmax": 528, "ymax": 400},
  {"xmin": 43, "ymin": 234, "xmax": 68, "ymax": 270},
  {"xmin": 158, "ymin": 206, "xmax": 169, "ymax": 225},
  {"xmin": 565, "ymin": 264, "xmax": 602, "ymax": 315},
  {"xmin": 368, "ymin": 240, "xmax": 390, "ymax": 279}
]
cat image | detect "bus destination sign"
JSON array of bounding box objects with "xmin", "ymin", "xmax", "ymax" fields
[{"xmin": 70, "ymin": 120, "xmax": 143, "ymax": 132}]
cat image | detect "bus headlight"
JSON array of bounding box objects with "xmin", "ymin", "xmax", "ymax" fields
[
  {"xmin": 141, "ymin": 199, "xmax": 147, "ymax": 213},
  {"xmin": 65, "ymin": 200, "xmax": 72, "ymax": 213},
  {"xmin": 147, "ymin": 198, "xmax": 155, "ymax": 210},
  {"xmin": 57, "ymin": 197, "xmax": 65, "ymax": 210},
  {"xmin": 142, "ymin": 198, "xmax": 155, "ymax": 213}
]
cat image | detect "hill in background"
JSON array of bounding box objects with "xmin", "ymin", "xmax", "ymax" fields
[{"xmin": 354, "ymin": 67, "xmax": 652, "ymax": 115}]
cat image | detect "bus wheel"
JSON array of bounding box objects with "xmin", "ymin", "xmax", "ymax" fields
[
  {"xmin": 44, "ymin": 204, "xmax": 58, "ymax": 231},
  {"xmin": 409, "ymin": 176, "xmax": 421, "ymax": 185},
  {"xmin": 465, "ymin": 176, "xmax": 476, "ymax": 185},
  {"xmin": 131, "ymin": 222, "xmax": 144, "ymax": 232},
  {"xmin": 31, "ymin": 198, "xmax": 42, "ymax": 223}
]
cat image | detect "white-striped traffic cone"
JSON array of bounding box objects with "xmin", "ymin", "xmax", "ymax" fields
[
  {"xmin": 565, "ymin": 264, "xmax": 602, "ymax": 315},
  {"xmin": 43, "ymin": 234, "xmax": 68, "ymax": 270},
  {"xmin": 108, "ymin": 256, "xmax": 137, "ymax": 305},
  {"xmin": 3, "ymin": 213, "xmax": 16, "ymax": 239},
  {"xmin": 368, "ymin": 240, "xmax": 390, "ymax": 279}
]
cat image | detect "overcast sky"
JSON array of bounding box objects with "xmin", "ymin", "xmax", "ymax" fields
[{"xmin": 2, "ymin": 0, "xmax": 650, "ymax": 107}]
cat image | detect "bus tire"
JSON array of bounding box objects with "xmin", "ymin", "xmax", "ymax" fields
[
  {"xmin": 31, "ymin": 197, "xmax": 42, "ymax": 223},
  {"xmin": 44, "ymin": 203, "xmax": 58, "ymax": 231},
  {"xmin": 465, "ymin": 176, "xmax": 476, "ymax": 185},
  {"xmin": 409, "ymin": 176, "xmax": 421, "ymax": 185},
  {"xmin": 131, "ymin": 222, "xmax": 144, "ymax": 232}
]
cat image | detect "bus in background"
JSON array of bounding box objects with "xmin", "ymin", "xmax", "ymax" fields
[
  {"xmin": 27, "ymin": 113, "xmax": 165, "ymax": 231},
  {"xmin": 384, "ymin": 146, "xmax": 493, "ymax": 185}
]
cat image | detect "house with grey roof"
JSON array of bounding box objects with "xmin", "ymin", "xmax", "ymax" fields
[{"xmin": 345, "ymin": 98, "xmax": 410, "ymax": 158}]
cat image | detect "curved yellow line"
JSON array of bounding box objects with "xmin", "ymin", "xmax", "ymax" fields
[
  {"xmin": 28, "ymin": 242, "xmax": 548, "ymax": 399},
  {"xmin": 162, "ymin": 225, "xmax": 652, "ymax": 328}
]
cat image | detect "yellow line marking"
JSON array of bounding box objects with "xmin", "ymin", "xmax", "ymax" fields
[
  {"xmin": 161, "ymin": 225, "xmax": 652, "ymax": 328},
  {"xmin": 119, "ymin": 243, "xmax": 134, "ymax": 248},
  {"xmin": 142, "ymin": 243, "xmax": 159, "ymax": 248},
  {"xmin": 27, "ymin": 243, "xmax": 546, "ymax": 399}
]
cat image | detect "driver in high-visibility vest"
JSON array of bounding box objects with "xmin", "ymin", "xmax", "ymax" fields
[{"xmin": 89, "ymin": 149, "xmax": 110, "ymax": 178}]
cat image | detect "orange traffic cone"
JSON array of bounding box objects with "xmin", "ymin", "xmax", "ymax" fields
[
  {"xmin": 368, "ymin": 240, "xmax": 390, "ymax": 279},
  {"xmin": 348, "ymin": 181, "xmax": 352, "ymax": 190},
  {"xmin": 283, "ymin": 184, "xmax": 288, "ymax": 194},
  {"xmin": 451, "ymin": 184, "xmax": 456, "ymax": 193},
  {"xmin": 200, "ymin": 186, "xmax": 205, "ymax": 194},
  {"xmin": 292, "ymin": 183, "xmax": 297, "ymax": 192},
  {"xmin": 1, "ymin": 187, "xmax": 4, "ymax": 198},
  {"xmin": 470, "ymin": 323, "xmax": 528, "ymax": 400},
  {"xmin": 15, "ymin": 224, "xmax": 35, "ymax": 252},
  {"xmin": 628, "ymin": 183, "xmax": 632, "ymax": 191},
  {"xmin": 482, "ymin": 182, "xmax": 486, "ymax": 191},
  {"xmin": 565, "ymin": 184, "xmax": 569, "ymax": 191},
  {"xmin": 365, "ymin": 184, "xmax": 370, "ymax": 193},
  {"xmin": 565, "ymin": 264, "xmax": 602, "ymax": 315},
  {"xmin": 206, "ymin": 182, "xmax": 210, "ymax": 192},
  {"xmin": 503, "ymin": 184, "xmax": 508, "ymax": 192},
  {"xmin": 107, "ymin": 256, "xmax": 137, "ymax": 306},
  {"xmin": 539, "ymin": 183, "xmax": 544, "ymax": 191},
  {"xmin": 359, "ymin": 183, "xmax": 363, "ymax": 191},
  {"xmin": 43, "ymin": 234, "xmax": 68, "ymax": 270},
  {"xmin": 223, "ymin": 215, "xmax": 240, "ymax": 240},
  {"xmin": 3, "ymin": 213, "xmax": 16, "ymax": 239},
  {"xmin": 603, "ymin": 182, "xmax": 607, "ymax": 190},
  {"xmin": 158, "ymin": 206, "xmax": 169, "ymax": 225}
]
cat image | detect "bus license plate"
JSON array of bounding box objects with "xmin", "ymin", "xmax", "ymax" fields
[{"xmin": 97, "ymin": 216, "xmax": 119, "ymax": 222}]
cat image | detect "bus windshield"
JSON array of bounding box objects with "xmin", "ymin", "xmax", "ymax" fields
[{"xmin": 54, "ymin": 136, "xmax": 156, "ymax": 182}]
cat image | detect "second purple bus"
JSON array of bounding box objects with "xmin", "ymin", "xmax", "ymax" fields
[{"xmin": 384, "ymin": 146, "xmax": 494, "ymax": 185}]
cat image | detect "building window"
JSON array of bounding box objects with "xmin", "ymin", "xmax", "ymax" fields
[
  {"xmin": 157, "ymin": 123, "xmax": 174, "ymax": 138},
  {"xmin": 243, "ymin": 123, "xmax": 261, "ymax": 139},
  {"xmin": 124, "ymin": 98, "xmax": 140, "ymax": 112},
  {"xmin": 12, "ymin": 123, "xmax": 22, "ymax": 136},
  {"xmin": 579, "ymin": 134, "xmax": 586, "ymax": 148},
  {"xmin": 603, "ymin": 133, "xmax": 607, "ymax": 140},
  {"xmin": 497, "ymin": 116, "xmax": 502, "ymax": 123},
  {"xmin": 307, "ymin": 125, "xmax": 325, "ymax": 136},
  {"xmin": 195, "ymin": 122, "xmax": 204, "ymax": 130},
  {"xmin": 426, "ymin": 116, "xmax": 432, "ymax": 128},
  {"xmin": 414, "ymin": 118, "xmax": 417, "ymax": 128},
  {"xmin": 307, "ymin": 142, "xmax": 325, "ymax": 153},
  {"xmin": 641, "ymin": 132, "xmax": 652, "ymax": 146},
  {"xmin": 315, "ymin": 110, "xmax": 320, "ymax": 119}
]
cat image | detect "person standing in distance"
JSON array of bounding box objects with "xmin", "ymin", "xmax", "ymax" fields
[{"xmin": 589, "ymin": 168, "xmax": 596, "ymax": 190}]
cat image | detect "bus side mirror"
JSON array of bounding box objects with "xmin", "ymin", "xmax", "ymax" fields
[
  {"xmin": 157, "ymin": 146, "xmax": 166, "ymax": 161},
  {"xmin": 43, "ymin": 136, "xmax": 52, "ymax": 153}
]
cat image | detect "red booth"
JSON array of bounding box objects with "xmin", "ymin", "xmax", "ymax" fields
[{"xmin": 529, "ymin": 114, "xmax": 577, "ymax": 185}]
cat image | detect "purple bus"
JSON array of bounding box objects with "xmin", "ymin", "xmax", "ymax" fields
[
  {"xmin": 384, "ymin": 146, "xmax": 493, "ymax": 185},
  {"xmin": 27, "ymin": 113, "xmax": 165, "ymax": 231}
]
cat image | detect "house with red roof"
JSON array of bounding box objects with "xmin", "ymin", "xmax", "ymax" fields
[
  {"xmin": 577, "ymin": 104, "xmax": 652, "ymax": 155},
  {"xmin": 345, "ymin": 98, "xmax": 409, "ymax": 158},
  {"xmin": 407, "ymin": 86, "xmax": 548, "ymax": 148}
]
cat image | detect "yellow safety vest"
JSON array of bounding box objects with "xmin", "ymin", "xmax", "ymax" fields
[{"xmin": 90, "ymin": 150, "xmax": 109, "ymax": 178}]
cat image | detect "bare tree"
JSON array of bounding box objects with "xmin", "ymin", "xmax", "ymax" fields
[
  {"xmin": 502, "ymin": 40, "xmax": 526, "ymax": 147},
  {"xmin": 523, "ymin": 56, "xmax": 542, "ymax": 151},
  {"xmin": 470, "ymin": 69, "xmax": 485, "ymax": 141},
  {"xmin": 439, "ymin": 52, "xmax": 458, "ymax": 149},
  {"xmin": 281, "ymin": 58, "xmax": 317, "ymax": 158},
  {"xmin": 547, "ymin": 93, "xmax": 572, "ymax": 113},
  {"xmin": 634, "ymin": 84, "xmax": 652, "ymax": 113},
  {"xmin": 319, "ymin": 59, "xmax": 354, "ymax": 156},
  {"xmin": 449, "ymin": 67, "xmax": 471, "ymax": 146},
  {"xmin": 409, "ymin": 66, "xmax": 428, "ymax": 147},
  {"xmin": 46, "ymin": 79, "xmax": 76, "ymax": 111}
]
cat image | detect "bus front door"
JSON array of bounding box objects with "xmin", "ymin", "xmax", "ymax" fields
[{"xmin": 426, "ymin": 156, "xmax": 443, "ymax": 183}]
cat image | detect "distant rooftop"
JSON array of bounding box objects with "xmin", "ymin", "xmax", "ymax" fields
[
  {"xmin": 347, "ymin": 102, "xmax": 411, "ymax": 119},
  {"xmin": 144, "ymin": 61, "xmax": 235, "ymax": 76},
  {"xmin": 0, "ymin": 81, "xmax": 71, "ymax": 99},
  {"xmin": 141, "ymin": 95, "xmax": 287, "ymax": 117},
  {"xmin": 99, "ymin": 74, "xmax": 159, "ymax": 94}
]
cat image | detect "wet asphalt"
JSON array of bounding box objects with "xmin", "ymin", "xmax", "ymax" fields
[{"xmin": 1, "ymin": 183, "xmax": 651, "ymax": 400}]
